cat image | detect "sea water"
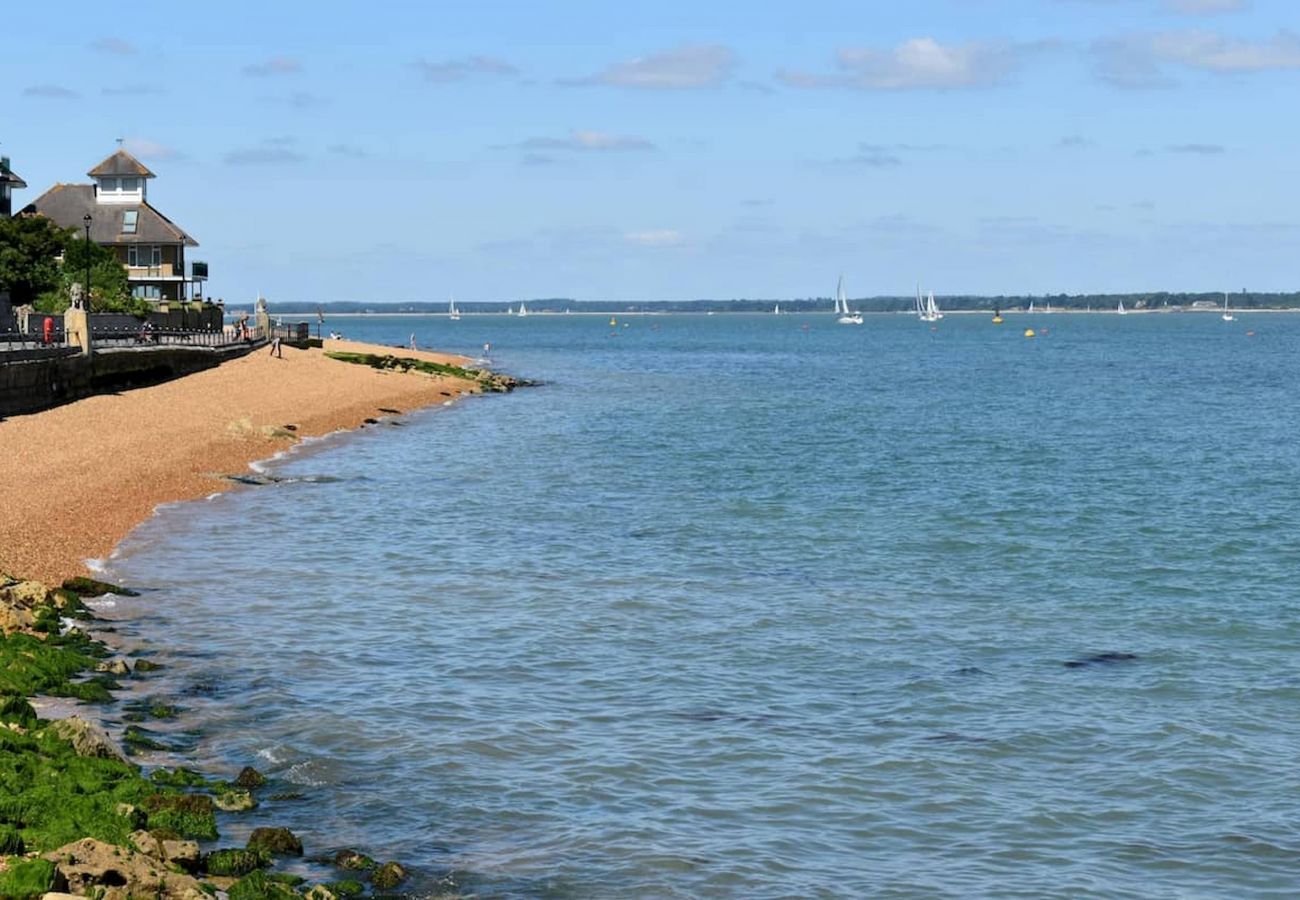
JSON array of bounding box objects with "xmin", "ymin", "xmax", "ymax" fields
[{"xmin": 103, "ymin": 312, "xmax": 1300, "ymax": 897}]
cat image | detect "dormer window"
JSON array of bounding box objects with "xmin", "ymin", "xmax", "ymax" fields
[
  {"xmin": 102, "ymin": 177, "xmax": 119, "ymax": 192},
  {"xmin": 122, "ymin": 177, "xmax": 139, "ymax": 192},
  {"xmin": 122, "ymin": 211, "xmax": 138, "ymax": 234}
]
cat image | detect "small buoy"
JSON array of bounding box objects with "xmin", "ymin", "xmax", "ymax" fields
[
  {"xmin": 992, "ymin": 315, "xmax": 1003, "ymax": 324},
  {"xmin": 1024, "ymin": 328, "xmax": 1036, "ymax": 338},
  {"xmin": 623, "ymin": 322, "xmax": 630, "ymax": 328},
  {"xmin": 609, "ymin": 318, "xmax": 617, "ymax": 326},
  {"xmin": 1246, "ymin": 330, "xmax": 1256, "ymax": 337}
]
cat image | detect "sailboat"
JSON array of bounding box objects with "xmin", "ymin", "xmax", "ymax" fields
[
  {"xmin": 835, "ymin": 276, "xmax": 862, "ymax": 325},
  {"xmin": 448, "ymin": 295, "xmax": 460, "ymax": 321},
  {"xmin": 518, "ymin": 302, "xmax": 529, "ymax": 318},
  {"xmin": 773, "ymin": 303, "xmax": 781, "ymax": 315},
  {"xmin": 1221, "ymin": 292, "xmax": 1234, "ymax": 322},
  {"xmin": 917, "ymin": 286, "xmax": 941, "ymax": 323},
  {"xmin": 1116, "ymin": 300, "xmax": 1127, "ymax": 316},
  {"xmin": 1028, "ymin": 299, "xmax": 1035, "ymax": 313}
]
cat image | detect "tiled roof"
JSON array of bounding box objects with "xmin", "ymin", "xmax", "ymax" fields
[
  {"xmin": 0, "ymin": 163, "xmax": 24, "ymax": 189},
  {"xmin": 23, "ymin": 184, "xmax": 198, "ymax": 246},
  {"xmin": 87, "ymin": 150, "xmax": 156, "ymax": 179}
]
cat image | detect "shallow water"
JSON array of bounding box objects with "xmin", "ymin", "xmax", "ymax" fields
[{"xmin": 103, "ymin": 312, "xmax": 1300, "ymax": 897}]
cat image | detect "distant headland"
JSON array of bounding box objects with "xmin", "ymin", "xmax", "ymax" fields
[{"xmin": 240, "ymin": 292, "xmax": 1300, "ymax": 316}]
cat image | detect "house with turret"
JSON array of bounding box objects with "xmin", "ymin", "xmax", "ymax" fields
[{"xmin": 24, "ymin": 149, "xmax": 204, "ymax": 305}]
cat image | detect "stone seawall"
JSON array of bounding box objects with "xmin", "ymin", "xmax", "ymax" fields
[{"xmin": 0, "ymin": 344, "xmax": 259, "ymax": 418}]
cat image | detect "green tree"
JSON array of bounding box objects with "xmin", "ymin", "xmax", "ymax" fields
[
  {"xmin": 36, "ymin": 237, "xmax": 147, "ymax": 315},
  {"xmin": 0, "ymin": 216, "xmax": 68, "ymax": 305}
]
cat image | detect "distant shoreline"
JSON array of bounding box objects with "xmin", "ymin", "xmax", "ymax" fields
[{"xmin": 257, "ymin": 307, "xmax": 1300, "ymax": 318}]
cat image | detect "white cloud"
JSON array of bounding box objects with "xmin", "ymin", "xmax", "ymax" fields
[
  {"xmin": 90, "ymin": 37, "xmax": 136, "ymax": 55},
  {"xmin": 778, "ymin": 37, "xmax": 1026, "ymax": 90},
  {"xmin": 571, "ymin": 44, "xmax": 734, "ymax": 89},
  {"xmin": 123, "ymin": 137, "xmax": 183, "ymax": 160},
  {"xmin": 416, "ymin": 56, "xmax": 518, "ymax": 83},
  {"xmin": 1094, "ymin": 29, "xmax": 1300, "ymax": 86},
  {"xmin": 625, "ymin": 230, "xmax": 684, "ymax": 247},
  {"xmin": 242, "ymin": 57, "xmax": 302, "ymax": 77},
  {"xmin": 512, "ymin": 130, "xmax": 655, "ymax": 152}
]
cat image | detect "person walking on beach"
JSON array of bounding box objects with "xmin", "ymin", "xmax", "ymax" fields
[
  {"xmin": 270, "ymin": 335, "xmax": 282, "ymax": 358},
  {"xmin": 409, "ymin": 333, "xmax": 417, "ymax": 350}
]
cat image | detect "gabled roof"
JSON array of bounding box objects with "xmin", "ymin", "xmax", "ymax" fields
[
  {"xmin": 23, "ymin": 184, "xmax": 198, "ymax": 247},
  {"xmin": 87, "ymin": 149, "xmax": 155, "ymax": 179}
]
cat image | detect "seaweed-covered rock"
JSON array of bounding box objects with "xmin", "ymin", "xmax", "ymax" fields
[
  {"xmin": 233, "ymin": 766, "xmax": 268, "ymax": 789},
  {"xmin": 331, "ymin": 849, "xmax": 376, "ymax": 871},
  {"xmin": 214, "ymin": 789, "xmax": 257, "ymax": 812},
  {"xmin": 247, "ymin": 826, "xmax": 303, "ymax": 857},
  {"xmin": 44, "ymin": 837, "xmax": 200, "ymax": 898},
  {"xmin": 0, "ymin": 857, "xmax": 56, "ymax": 899},
  {"xmin": 0, "ymin": 822, "xmax": 25, "ymax": 853},
  {"xmin": 371, "ymin": 860, "xmax": 409, "ymax": 889},
  {"xmin": 227, "ymin": 869, "xmax": 301, "ymax": 900},
  {"xmin": 0, "ymin": 604, "xmax": 36, "ymax": 635},
  {"xmin": 133, "ymin": 658, "xmax": 164, "ymax": 673},
  {"xmin": 150, "ymin": 767, "xmax": 208, "ymax": 788},
  {"xmin": 204, "ymin": 847, "xmax": 272, "ymax": 877},
  {"xmin": 96, "ymin": 658, "xmax": 132, "ymax": 676},
  {"xmin": 0, "ymin": 693, "xmax": 37, "ymax": 728},
  {"xmin": 60, "ymin": 577, "xmax": 138, "ymax": 597},
  {"xmin": 323, "ymin": 879, "xmax": 365, "ymax": 898},
  {"xmin": 130, "ymin": 830, "xmax": 200, "ymax": 871},
  {"xmin": 142, "ymin": 793, "xmax": 218, "ymax": 841},
  {"xmin": 0, "ymin": 580, "xmax": 51, "ymax": 609},
  {"xmin": 47, "ymin": 716, "xmax": 129, "ymax": 763},
  {"xmin": 303, "ymin": 887, "xmax": 338, "ymax": 900}
]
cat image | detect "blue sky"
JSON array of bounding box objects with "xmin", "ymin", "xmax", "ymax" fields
[{"xmin": 2, "ymin": 0, "xmax": 1298, "ymax": 302}]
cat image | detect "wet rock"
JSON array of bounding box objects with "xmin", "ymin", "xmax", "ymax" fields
[
  {"xmin": 0, "ymin": 604, "xmax": 36, "ymax": 635},
  {"xmin": 324, "ymin": 879, "xmax": 365, "ymax": 898},
  {"xmin": 162, "ymin": 839, "xmax": 201, "ymax": 871},
  {"xmin": 141, "ymin": 793, "xmax": 218, "ymax": 841},
  {"xmin": 48, "ymin": 716, "xmax": 129, "ymax": 763},
  {"xmin": 44, "ymin": 837, "xmax": 201, "ymax": 899},
  {"xmin": 303, "ymin": 886, "xmax": 338, "ymax": 900},
  {"xmin": 331, "ymin": 849, "xmax": 376, "ymax": 871},
  {"xmin": 371, "ymin": 861, "xmax": 409, "ymax": 889},
  {"xmin": 133, "ymin": 658, "xmax": 164, "ymax": 673},
  {"xmin": 96, "ymin": 658, "xmax": 132, "ymax": 676},
  {"xmin": 233, "ymin": 765, "xmax": 268, "ymax": 789},
  {"xmin": 1064, "ymin": 651, "xmax": 1139, "ymax": 669},
  {"xmin": 40, "ymin": 894, "xmax": 82, "ymax": 900},
  {"xmin": 214, "ymin": 789, "xmax": 258, "ymax": 812},
  {"xmin": 247, "ymin": 826, "xmax": 303, "ymax": 856}
]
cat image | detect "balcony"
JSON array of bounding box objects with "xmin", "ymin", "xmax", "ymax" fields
[{"xmin": 125, "ymin": 263, "xmax": 184, "ymax": 280}]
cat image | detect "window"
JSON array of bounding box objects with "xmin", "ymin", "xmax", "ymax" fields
[
  {"xmin": 151, "ymin": 245, "xmax": 162, "ymax": 266},
  {"xmin": 127, "ymin": 245, "xmax": 138, "ymax": 266},
  {"xmin": 102, "ymin": 177, "xmax": 119, "ymax": 192},
  {"xmin": 131, "ymin": 285, "xmax": 162, "ymax": 300},
  {"xmin": 121, "ymin": 177, "xmax": 139, "ymax": 192},
  {"xmin": 122, "ymin": 211, "xmax": 138, "ymax": 234}
]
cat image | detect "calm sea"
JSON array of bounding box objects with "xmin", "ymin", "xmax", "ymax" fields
[{"xmin": 99, "ymin": 311, "xmax": 1300, "ymax": 898}]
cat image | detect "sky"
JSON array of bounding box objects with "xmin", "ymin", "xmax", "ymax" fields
[{"xmin": 2, "ymin": 0, "xmax": 1298, "ymax": 303}]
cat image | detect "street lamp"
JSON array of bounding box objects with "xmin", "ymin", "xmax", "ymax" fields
[{"xmin": 82, "ymin": 214, "xmax": 92, "ymax": 310}]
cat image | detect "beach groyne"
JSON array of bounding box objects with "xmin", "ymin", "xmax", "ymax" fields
[{"xmin": 0, "ymin": 343, "xmax": 259, "ymax": 419}]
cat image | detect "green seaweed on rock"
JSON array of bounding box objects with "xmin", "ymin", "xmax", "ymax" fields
[
  {"xmin": 204, "ymin": 847, "xmax": 272, "ymax": 876},
  {"xmin": 0, "ymin": 857, "xmax": 56, "ymax": 899},
  {"xmin": 141, "ymin": 792, "xmax": 218, "ymax": 841},
  {"xmin": 61, "ymin": 577, "xmax": 139, "ymax": 597}
]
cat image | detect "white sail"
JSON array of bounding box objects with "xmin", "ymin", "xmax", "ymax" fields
[
  {"xmin": 449, "ymin": 295, "xmax": 460, "ymax": 320},
  {"xmin": 1222, "ymin": 292, "xmax": 1234, "ymax": 321},
  {"xmin": 518, "ymin": 302, "xmax": 529, "ymax": 317},
  {"xmin": 1117, "ymin": 300, "xmax": 1126, "ymax": 315},
  {"xmin": 836, "ymin": 276, "xmax": 847, "ymax": 315}
]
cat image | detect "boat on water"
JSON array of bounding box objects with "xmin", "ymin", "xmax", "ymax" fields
[
  {"xmin": 1028, "ymin": 299, "xmax": 1035, "ymax": 313},
  {"xmin": 448, "ymin": 295, "xmax": 460, "ymax": 321},
  {"xmin": 1222, "ymin": 292, "xmax": 1234, "ymax": 322},
  {"xmin": 1116, "ymin": 300, "xmax": 1127, "ymax": 316},
  {"xmin": 774, "ymin": 303, "xmax": 781, "ymax": 315},
  {"xmin": 992, "ymin": 307, "xmax": 1003, "ymax": 324},
  {"xmin": 518, "ymin": 302, "xmax": 529, "ymax": 318},
  {"xmin": 916, "ymin": 286, "xmax": 942, "ymax": 323},
  {"xmin": 835, "ymin": 276, "xmax": 863, "ymax": 325}
]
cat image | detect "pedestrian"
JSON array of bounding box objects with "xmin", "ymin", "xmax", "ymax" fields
[
  {"xmin": 270, "ymin": 335, "xmax": 282, "ymax": 358},
  {"xmin": 409, "ymin": 333, "xmax": 417, "ymax": 350}
]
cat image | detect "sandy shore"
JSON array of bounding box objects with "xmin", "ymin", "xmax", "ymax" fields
[{"xmin": 0, "ymin": 339, "xmax": 484, "ymax": 584}]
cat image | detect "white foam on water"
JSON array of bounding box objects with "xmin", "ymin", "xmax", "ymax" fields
[{"xmin": 85, "ymin": 557, "xmax": 108, "ymax": 573}]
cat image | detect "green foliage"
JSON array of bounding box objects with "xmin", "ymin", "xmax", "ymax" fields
[
  {"xmin": 0, "ymin": 857, "xmax": 55, "ymax": 899},
  {"xmin": 0, "ymin": 632, "xmax": 98, "ymax": 698},
  {"xmin": 0, "ymin": 694, "xmax": 37, "ymax": 729},
  {"xmin": 324, "ymin": 351, "xmax": 480, "ymax": 381},
  {"xmin": 33, "ymin": 236, "xmax": 146, "ymax": 315},
  {"xmin": 149, "ymin": 767, "xmax": 208, "ymax": 788},
  {"xmin": 0, "ymin": 215, "xmax": 68, "ymax": 306}
]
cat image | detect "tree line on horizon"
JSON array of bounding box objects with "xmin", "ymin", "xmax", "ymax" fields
[{"xmin": 250, "ymin": 291, "xmax": 1300, "ymax": 316}]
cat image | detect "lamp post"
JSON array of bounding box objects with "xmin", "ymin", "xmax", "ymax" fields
[{"xmin": 81, "ymin": 214, "xmax": 92, "ymax": 310}]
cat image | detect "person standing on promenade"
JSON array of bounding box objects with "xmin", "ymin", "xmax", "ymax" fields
[{"xmin": 270, "ymin": 335, "xmax": 282, "ymax": 358}]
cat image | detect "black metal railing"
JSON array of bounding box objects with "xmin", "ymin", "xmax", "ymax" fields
[{"xmin": 0, "ymin": 330, "xmax": 72, "ymax": 353}]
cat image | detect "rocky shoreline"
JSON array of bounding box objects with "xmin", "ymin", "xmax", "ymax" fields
[{"xmin": 0, "ymin": 574, "xmax": 424, "ymax": 899}]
